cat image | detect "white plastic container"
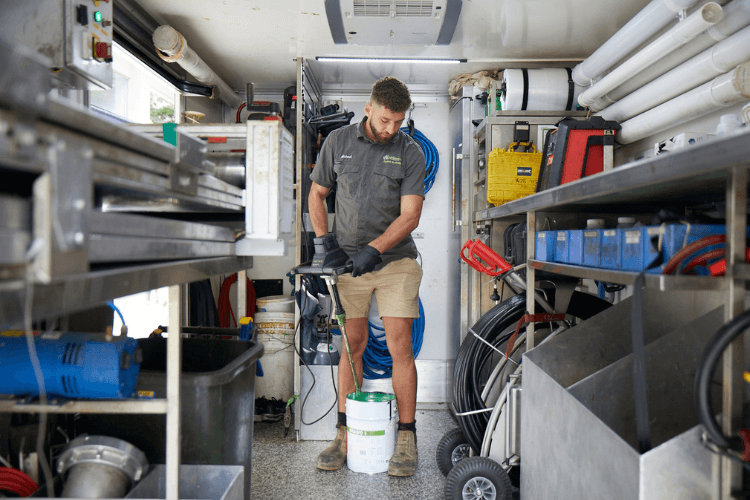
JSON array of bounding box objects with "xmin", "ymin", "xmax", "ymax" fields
[
  {"xmin": 501, "ymin": 68, "xmax": 583, "ymax": 111},
  {"xmin": 256, "ymin": 295, "xmax": 295, "ymax": 313},
  {"xmin": 255, "ymin": 312, "xmax": 295, "ymax": 400},
  {"xmin": 254, "ymin": 312, "xmax": 294, "ymax": 333},
  {"xmin": 346, "ymin": 392, "xmax": 398, "ymax": 474}
]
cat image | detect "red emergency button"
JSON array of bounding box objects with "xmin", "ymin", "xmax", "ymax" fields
[{"xmin": 94, "ymin": 42, "xmax": 112, "ymax": 61}]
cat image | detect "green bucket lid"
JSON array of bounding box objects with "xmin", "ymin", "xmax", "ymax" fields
[{"xmin": 346, "ymin": 391, "xmax": 396, "ymax": 403}]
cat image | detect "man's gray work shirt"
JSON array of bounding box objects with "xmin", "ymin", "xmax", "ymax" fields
[{"xmin": 310, "ymin": 117, "xmax": 425, "ymax": 270}]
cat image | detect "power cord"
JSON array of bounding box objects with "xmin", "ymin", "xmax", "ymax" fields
[
  {"xmin": 24, "ymin": 241, "xmax": 55, "ymax": 497},
  {"xmin": 293, "ymin": 283, "xmax": 338, "ymax": 426}
]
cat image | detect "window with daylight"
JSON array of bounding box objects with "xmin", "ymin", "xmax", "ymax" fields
[{"xmin": 90, "ymin": 42, "xmax": 181, "ymax": 124}]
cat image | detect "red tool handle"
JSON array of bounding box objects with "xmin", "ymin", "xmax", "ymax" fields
[{"xmin": 460, "ymin": 239, "xmax": 513, "ymax": 277}]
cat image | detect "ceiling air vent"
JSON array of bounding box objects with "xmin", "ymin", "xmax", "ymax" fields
[
  {"xmin": 353, "ymin": 1, "xmax": 435, "ymax": 18},
  {"xmin": 325, "ymin": 0, "xmax": 462, "ymax": 46}
]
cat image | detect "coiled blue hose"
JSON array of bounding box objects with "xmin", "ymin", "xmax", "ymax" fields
[
  {"xmin": 362, "ymin": 298, "xmax": 424, "ymax": 380},
  {"xmin": 401, "ymin": 127, "xmax": 438, "ymax": 194}
]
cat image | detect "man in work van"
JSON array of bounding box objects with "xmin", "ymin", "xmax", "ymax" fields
[{"xmin": 308, "ymin": 76, "xmax": 425, "ymax": 476}]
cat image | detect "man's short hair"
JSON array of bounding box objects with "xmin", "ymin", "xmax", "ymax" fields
[{"xmin": 370, "ymin": 77, "xmax": 412, "ymax": 113}]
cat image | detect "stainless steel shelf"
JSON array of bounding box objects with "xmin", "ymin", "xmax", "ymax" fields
[
  {"xmin": 476, "ymin": 128, "xmax": 750, "ymax": 221},
  {"xmin": 0, "ymin": 256, "xmax": 253, "ymax": 327},
  {"xmin": 0, "ymin": 398, "xmax": 169, "ymax": 414},
  {"xmin": 528, "ymin": 259, "xmax": 727, "ymax": 291}
]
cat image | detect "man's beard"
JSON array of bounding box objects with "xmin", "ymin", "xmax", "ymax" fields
[{"xmin": 369, "ymin": 119, "xmax": 395, "ymax": 144}]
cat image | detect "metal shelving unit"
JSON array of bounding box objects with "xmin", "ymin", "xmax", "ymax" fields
[
  {"xmin": 528, "ymin": 259, "xmax": 729, "ymax": 291},
  {"xmin": 0, "ymin": 40, "xmax": 255, "ymax": 500},
  {"xmin": 468, "ymin": 124, "xmax": 750, "ymax": 498}
]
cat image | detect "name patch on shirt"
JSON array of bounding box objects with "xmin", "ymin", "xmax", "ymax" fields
[
  {"xmin": 341, "ymin": 154, "xmax": 353, "ymax": 159},
  {"xmin": 383, "ymin": 155, "xmax": 401, "ymax": 165}
]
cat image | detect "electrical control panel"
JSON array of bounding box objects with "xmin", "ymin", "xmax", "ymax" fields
[{"xmin": 0, "ymin": 0, "xmax": 113, "ymax": 90}]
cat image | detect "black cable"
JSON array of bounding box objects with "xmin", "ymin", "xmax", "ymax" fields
[
  {"xmin": 292, "ymin": 285, "xmax": 338, "ymax": 427},
  {"xmin": 695, "ymin": 308, "xmax": 750, "ymax": 451}
]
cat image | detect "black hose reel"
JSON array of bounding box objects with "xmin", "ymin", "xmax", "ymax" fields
[{"xmin": 695, "ymin": 309, "xmax": 750, "ymax": 461}]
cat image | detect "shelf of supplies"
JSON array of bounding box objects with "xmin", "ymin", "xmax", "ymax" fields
[
  {"xmin": 0, "ymin": 398, "xmax": 169, "ymax": 414},
  {"xmin": 475, "ymin": 128, "xmax": 750, "ymax": 222},
  {"xmin": 528, "ymin": 259, "xmax": 727, "ymax": 291}
]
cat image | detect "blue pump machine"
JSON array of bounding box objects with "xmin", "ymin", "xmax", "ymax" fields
[{"xmin": 0, "ymin": 332, "xmax": 141, "ymax": 399}]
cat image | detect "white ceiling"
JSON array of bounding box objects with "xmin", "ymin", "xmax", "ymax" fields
[{"xmin": 135, "ymin": 0, "xmax": 651, "ymax": 91}]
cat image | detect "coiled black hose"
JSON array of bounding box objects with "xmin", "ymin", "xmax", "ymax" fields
[
  {"xmin": 695, "ymin": 308, "xmax": 750, "ymax": 452},
  {"xmin": 454, "ymin": 294, "xmax": 528, "ymax": 453},
  {"xmin": 453, "ymin": 290, "xmax": 611, "ymax": 454}
]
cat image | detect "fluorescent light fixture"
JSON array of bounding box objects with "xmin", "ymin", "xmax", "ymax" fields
[{"xmin": 316, "ymin": 57, "xmax": 465, "ymax": 64}]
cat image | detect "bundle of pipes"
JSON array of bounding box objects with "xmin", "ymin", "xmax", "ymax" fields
[{"xmin": 572, "ymin": 0, "xmax": 750, "ymax": 144}]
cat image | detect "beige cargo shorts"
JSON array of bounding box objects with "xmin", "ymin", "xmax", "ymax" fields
[{"xmin": 336, "ymin": 257, "xmax": 422, "ymax": 319}]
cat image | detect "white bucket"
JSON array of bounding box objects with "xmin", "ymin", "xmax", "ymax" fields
[
  {"xmin": 256, "ymin": 295, "xmax": 295, "ymax": 313},
  {"xmin": 254, "ymin": 312, "xmax": 294, "ymax": 334},
  {"xmin": 255, "ymin": 318, "xmax": 294, "ymax": 400},
  {"xmin": 346, "ymin": 392, "xmax": 398, "ymax": 473}
]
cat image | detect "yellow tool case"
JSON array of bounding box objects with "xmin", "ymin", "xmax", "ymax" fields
[{"xmin": 486, "ymin": 142, "xmax": 542, "ymax": 206}]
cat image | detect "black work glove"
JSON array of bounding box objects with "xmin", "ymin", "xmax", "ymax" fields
[{"xmin": 347, "ymin": 245, "xmax": 381, "ymax": 277}]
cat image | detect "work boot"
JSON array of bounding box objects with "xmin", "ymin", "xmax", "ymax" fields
[
  {"xmin": 388, "ymin": 430, "xmax": 418, "ymax": 476},
  {"xmin": 316, "ymin": 426, "xmax": 347, "ymax": 471}
]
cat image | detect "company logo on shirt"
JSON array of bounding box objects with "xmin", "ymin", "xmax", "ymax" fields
[
  {"xmin": 383, "ymin": 155, "xmax": 401, "ymax": 165},
  {"xmin": 341, "ymin": 154, "xmax": 353, "ymax": 159}
]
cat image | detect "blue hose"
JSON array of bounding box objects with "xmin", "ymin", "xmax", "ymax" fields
[
  {"xmin": 107, "ymin": 301, "xmax": 126, "ymax": 328},
  {"xmin": 401, "ymin": 127, "xmax": 438, "ymax": 195},
  {"xmin": 362, "ymin": 298, "xmax": 424, "ymax": 380}
]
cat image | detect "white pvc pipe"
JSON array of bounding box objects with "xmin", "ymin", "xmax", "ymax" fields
[
  {"xmin": 578, "ymin": 3, "xmax": 723, "ymax": 108},
  {"xmin": 618, "ymin": 62, "xmax": 750, "ymax": 144},
  {"xmin": 572, "ymin": 0, "xmax": 701, "ymax": 86},
  {"xmin": 153, "ymin": 25, "xmax": 243, "ymax": 109},
  {"xmin": 592, "ymin": 0, "xmax": 750, "ymax": 111},
  {"xmin": 599, "ymin": 25, "xmax": 750, "ymax": 122}
]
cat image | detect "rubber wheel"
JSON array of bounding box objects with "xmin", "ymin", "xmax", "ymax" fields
[
  {"xmin": 436, "ymin": 427, "xmax": 473, "ymax": 476},
  {"xmin": 444, "ymin": 457, "xmax": 514, "ymax": 500}
]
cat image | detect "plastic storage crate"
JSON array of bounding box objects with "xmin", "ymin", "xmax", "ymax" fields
[
  {"xmin": 486, "ymin": 143, "xmax": 543, "ymax": 206},
  {"xmin": 76, "ymin": 338, "xmax": 263, "ymax": 500}
]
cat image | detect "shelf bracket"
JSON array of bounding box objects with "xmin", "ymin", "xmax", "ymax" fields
[
  {"xmin": 720, "ymin": 166, "xmax": 747, "ymax": 499},
  {"xmin": 526, "ymin": 211, "xmax": 536, "ymax": 349},
  {"xmin": 167, "ymin": 285, "xmax": 182, "ymax": 500}
]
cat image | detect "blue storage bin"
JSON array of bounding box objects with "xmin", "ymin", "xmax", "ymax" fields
[
  {"xmin": 556, "ymin": 231, "xmax": 569, "ymax": 263},
  {"xmin": 601, "ymin": 229, "xmax": 621, "ymax": 270},
  {"xmin": 621, "ymin": 228, "xmax": 645, "ymax": 271},
  {"xmin": 644, "ymin": 225, "xmax": 666, "ymax": 273},
  {"xmin": 665, "ymin": 224, "xmax": 725, "ymax": 262},
  {"xmin": 583, "ymin": 230, "xmax": 601, "ymax": 267},
  {"xmin": 535, "ymin": 231, "xmax": 556, "ymax": 262},
  {"xmin": 569, "ymin": 230, "xmax": 584, "ymax": 265}
]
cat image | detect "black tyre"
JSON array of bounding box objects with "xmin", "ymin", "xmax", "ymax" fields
[
  {"xmin": 444, "ymin": 457, "xmax": 514, "ymax": 500},
  {"xmin": 436, "ymin": 427, "xmax": 473, "ymax": 476}
]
